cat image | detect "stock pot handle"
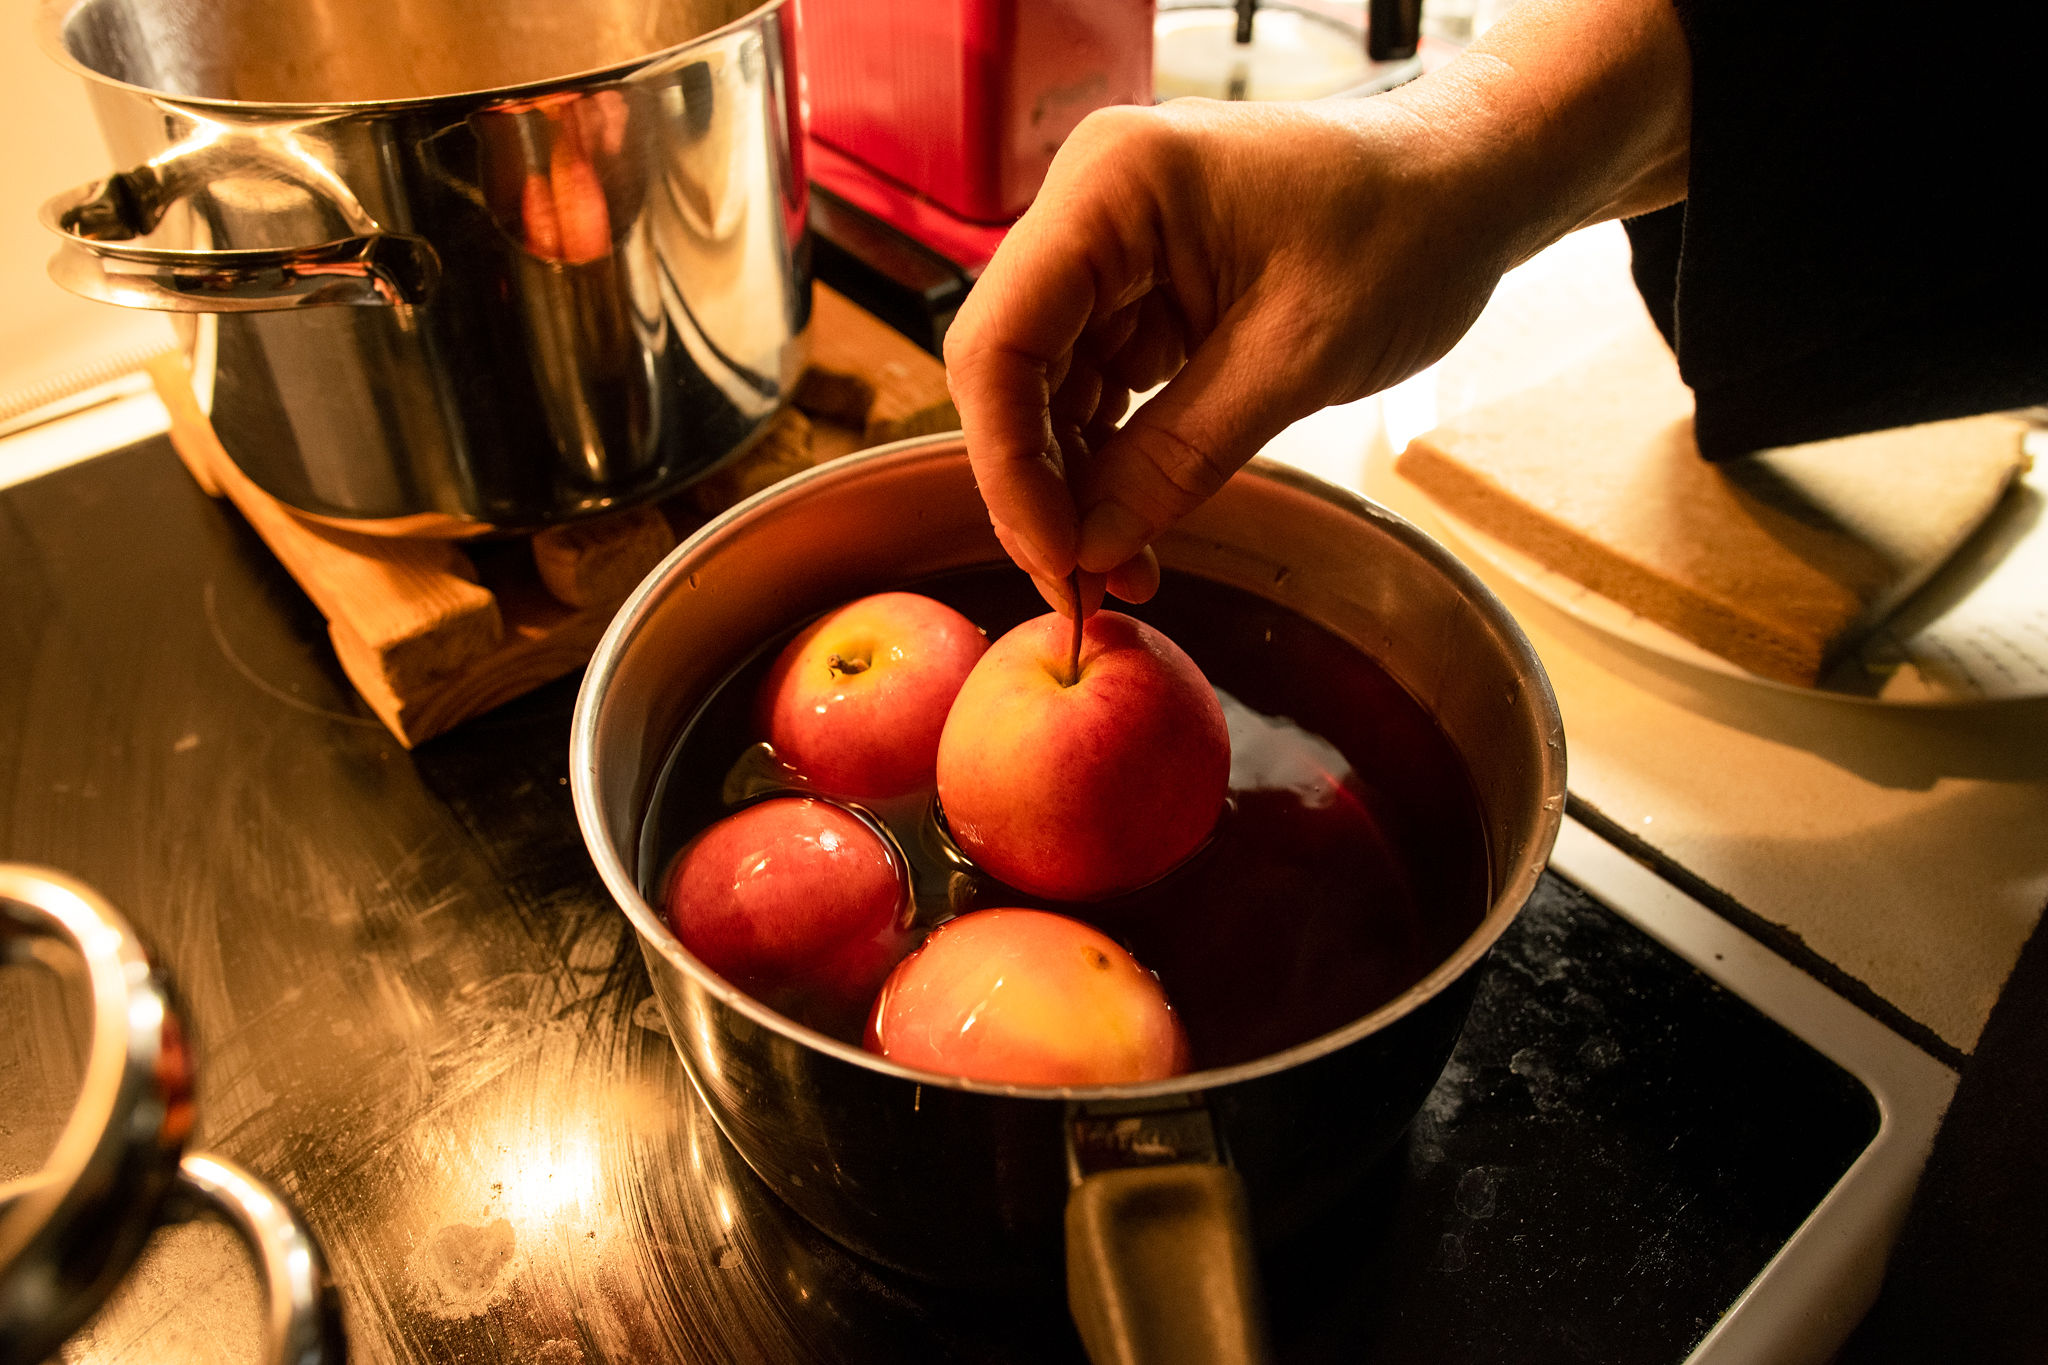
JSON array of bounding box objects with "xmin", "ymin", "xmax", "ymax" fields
[
  {"xmin": 40, "ymin": 157, "xmax": 438, "ymax": 313},
  {"xmin": 1065, "ymin": 1163, "xmax": 1274, "ymax": 1365}
]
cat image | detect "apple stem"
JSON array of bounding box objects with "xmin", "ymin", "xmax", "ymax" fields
[{"xmin": 1066, "ymin": 570, "xmax": 1084, "ymax": 688}]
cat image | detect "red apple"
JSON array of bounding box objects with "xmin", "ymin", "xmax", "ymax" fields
[
  {"xmin": 864, "ymin": 909, "xmax": 1191, "ymax": 1085},
  {"xmin": 935, "ymin": 611, "xmax": 1229, "ymax": 901},
  {"xmin": 662, "ymin": 797, "xmax": 908, "ymax": 1023},
  {"xmin": 756, "ymin": 592, "xmax": 988, "ymax": 800}
]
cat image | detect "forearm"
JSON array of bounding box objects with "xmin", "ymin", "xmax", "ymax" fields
[{"xmin": 1383, "ymin": 0, "xmax": 1692, "ymax": 268}]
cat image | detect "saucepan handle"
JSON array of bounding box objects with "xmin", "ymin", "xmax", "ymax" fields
[
  {"xmin": 39, "ymin": 135, "xmax": 439, "ymax": 313},
  {"xmin": 1065, "ymin": 1163, "xmax": 1274, "ymax": 1365}
]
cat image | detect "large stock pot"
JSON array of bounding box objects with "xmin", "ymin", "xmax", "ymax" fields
[
  {"xmin": 570, "ymin": 435, "xmax": 1566, "ymax": 1363},
  {"xmin": 38, "ymin": 0, "xmax": 809, "ymax": 535}
]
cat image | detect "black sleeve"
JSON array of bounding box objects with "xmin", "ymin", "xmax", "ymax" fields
[{"xmin": 1624, "ymin": 1, "xmax": 2048, "ymax": 460}]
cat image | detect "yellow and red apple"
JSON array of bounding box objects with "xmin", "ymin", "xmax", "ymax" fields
[
  {"xmin": 864, "ymin": 908, "xmax": 1190, "ymax": 1085},
  {"xmin": 756, "ymin": 592, "xmax": 988, "ymax": 800},
  {"xmin": 935, "ymin": 611, "xmax": 1229, "ymax": 901},
  {"xmin": 662, "ymin": 796, "xmax": 908, "ymax": 1024}
]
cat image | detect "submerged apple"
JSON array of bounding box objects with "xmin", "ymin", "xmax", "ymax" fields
[
  {"xmin": 756, "ymin": 591, "xmax": 988, "ymax": 800},
  {"xmin": 935, "ymin": 611, "xmax": 1229, "ymax": 901},
  {"xmin": 864, "ymin": 908, "xmax": 1190, "ymax": 1085},
  {"xmin": 662, "ymin": 796, "xmax": 908, "ymax": 1025}
]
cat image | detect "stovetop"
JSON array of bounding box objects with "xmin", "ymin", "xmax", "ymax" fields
[{"xmin": 1, "ymin": 439, "xmax": 1952, "ymax": 1362}]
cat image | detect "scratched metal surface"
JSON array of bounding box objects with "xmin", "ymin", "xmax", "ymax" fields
[{"xmin": 2, "ymin": 439, "xmax": 1879, "ymax": 1364}]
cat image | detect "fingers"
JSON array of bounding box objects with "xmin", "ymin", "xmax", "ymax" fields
[
  {"xmin": 1030, "ymin": 568, "xmax": 1109, "ymax": 619},
  {"xmin": 947, "ymin": 243, "xmax": 1107, "ymax": 581},
  {"xmin": 1049, "ymin": 364, "xmax": 1105, "ymax": 471},
  {"xmin": 952, "ymin": 95, "xmax": 1513, "ymax": 590},
  {"xmin": 990, "ymin": 512, "xmax": 1067, "ymax": 588},
  {"xmin": 1073, "ymin": 286, "xmax": 1326, "ymax": 574},
  {"xmin": 950, "ymin": 174, "xmax": 1146, "ymax": 577},
  {"xmin": 1027, "ymin": 550, "xmax": 1157, "ymax": 616},
  {"xmin": 951, "ymin": 351, "xmax": 1078, "ymax": 582},
  {"xmin": 950, "ymin": 103, "xmax": 1334, "ymax": 586},
  {"xmin": 1098, "ymin": 289, "xmax": 1189, "ymax": 395},
  {"xmin": 1106, "ymin": 547, "xmax": 1161, "ymax": 604},
  {"xmin": 947, "ymin": 110, "xmax": 1176, "ymax": 584}
]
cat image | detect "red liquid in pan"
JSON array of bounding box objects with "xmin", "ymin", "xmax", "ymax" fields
[{"xmin": 640, "ymin": 569, "xmax": 1491, "ymax": 1071}]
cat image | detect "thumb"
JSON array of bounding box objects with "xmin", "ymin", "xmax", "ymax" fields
[{"xmin": 1072, "ymin": 289, "xmax": 1341, "ymax": 575}]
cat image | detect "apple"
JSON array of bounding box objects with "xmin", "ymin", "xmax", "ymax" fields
[
  {"xmin": 757, "ymin": 592, "xmax": 989, "ymax": 800},
  {"xmin": 662, "ymin": 796, "xmax": 908, "ymax": 1026},
  {"xmin": 864, "ymin": 909, "xmax": 1191, "ymax": 1085},
  {"xmin": 935, "ymin": 611, "xmax": 1229, "ymax": 901}
]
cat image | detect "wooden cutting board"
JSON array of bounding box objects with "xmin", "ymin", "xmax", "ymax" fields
[{"xmin": 1394, "ymin": 333, "xmax": 2031, "ymax": 686}]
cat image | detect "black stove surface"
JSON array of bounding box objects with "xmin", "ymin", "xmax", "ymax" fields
[{"xmin": 1, "ymin": 440, "xmax": 1877, "ymax": 1363}]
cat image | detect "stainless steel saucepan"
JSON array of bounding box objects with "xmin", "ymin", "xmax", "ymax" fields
[
  {"xmin": 570, "ymin": 434, "xmax": 1565, "ymax": 1363},
  {"xmin": 38, "ymin": 0, "xmax": 809, "ymax": 536}
]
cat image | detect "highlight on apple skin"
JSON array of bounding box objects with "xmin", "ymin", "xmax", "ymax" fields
[
  {"xmin": 863, "ymin": 908, "xmax": 1191, "ymax": 1086},
  {"xmin": 662, "ymin": 796, "xmax": 909, "ymax": 1025},
  {"xmin": 934, "ymin": 611, "xmax": 1231, "ymax": 902},
  {"xmin": 755, "ymin": 591, "xmax": 989, "ymax": 800}
]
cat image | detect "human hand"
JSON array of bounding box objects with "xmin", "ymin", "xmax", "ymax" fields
[
  {"xmin": 943, "ymin": 96, "xmax": 1517, "ymax": 616},
  {"xmin": 942, "ymin": 0, "xmax": 1690, "ymax": 617}
]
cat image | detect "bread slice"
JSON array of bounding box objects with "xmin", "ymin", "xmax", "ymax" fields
[{"xmin": 1394, "ymin": 335, "xmax": 2030, "ymax": 685}]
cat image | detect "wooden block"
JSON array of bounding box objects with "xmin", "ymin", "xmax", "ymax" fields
[
  {"xmin": 809, "ymin": 283, "xmax": 958, "ymax": 445},
  {"xmin": 329, "ymin": 553, "xmax": 615, "ymax": 748},
  {"xmin": 146, "ymin": 352, "xmax": 223, "ymax": 497},
  {"xmin": 808, "ymin": 420, "xmax": 868, "ymax": 466},
  {"xmin": 148, "ymin": 353, "xmax": 503, "ymax": 695},
  {"xmin": 530, "ymin": 506, "xmax": 676, "ymax": 609},
  {"xmin": 148, "ymin": 285, "xmax": 954, "ymax": 749},
  {"xmin": 688, "ymin": 408, "xmax": 815, "ymax": 517},
  {"xmin": 793, "ymin": 365, "xmax": 876, "ymax": 430}
]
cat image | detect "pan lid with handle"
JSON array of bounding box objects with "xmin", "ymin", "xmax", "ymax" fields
[{"xmin": 0, "ymin": 865, "xmax": 345, "ymax": 1365}]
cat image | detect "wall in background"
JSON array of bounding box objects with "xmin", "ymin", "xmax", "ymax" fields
[{"xmin": 0, "ymin": 0, "xmax": 176, "ymax": 419}]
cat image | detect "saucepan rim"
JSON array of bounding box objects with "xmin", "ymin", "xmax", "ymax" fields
[
  {"xmin": 35, "ymin": 0, "xmax": 788, "ymax": 115},
  {"xmin": 571, "ymin": 432, "xmax": 1565, "ymax": 1102}
]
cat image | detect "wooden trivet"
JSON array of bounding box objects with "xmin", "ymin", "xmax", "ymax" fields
[{"xmin": 152, "ymin": 283, "xmax": 956, "ymax": 747}]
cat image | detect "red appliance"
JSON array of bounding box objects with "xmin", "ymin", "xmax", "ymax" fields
[{"xmin": 799, "ymin": 0, "xmax": 1156, "ymax": 229}]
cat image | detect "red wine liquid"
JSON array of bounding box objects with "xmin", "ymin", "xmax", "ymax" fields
[{"xmin": 639, "ymin": 568, "xmax": 1490, "ymax": 1070}]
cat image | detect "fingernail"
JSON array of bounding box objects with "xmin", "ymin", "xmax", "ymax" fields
[
  {"xmin": 1077, "ymin": 500, "xmax": 1152, "ymax": 574},
  {"xmin": 1031, "ymin": 573, "xmax": 1075, "ymax": 617},
  {"xmin": 1110, "ymin": 557, "xmax": 1160, "ymax": 605},
  {"xmin": 1018, "ymin": 529, "xmax": 1066, "ymax": 581},
  {"xmin": 993, "ymin": 517, "xmax": 1059, "ymax": 581}
]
